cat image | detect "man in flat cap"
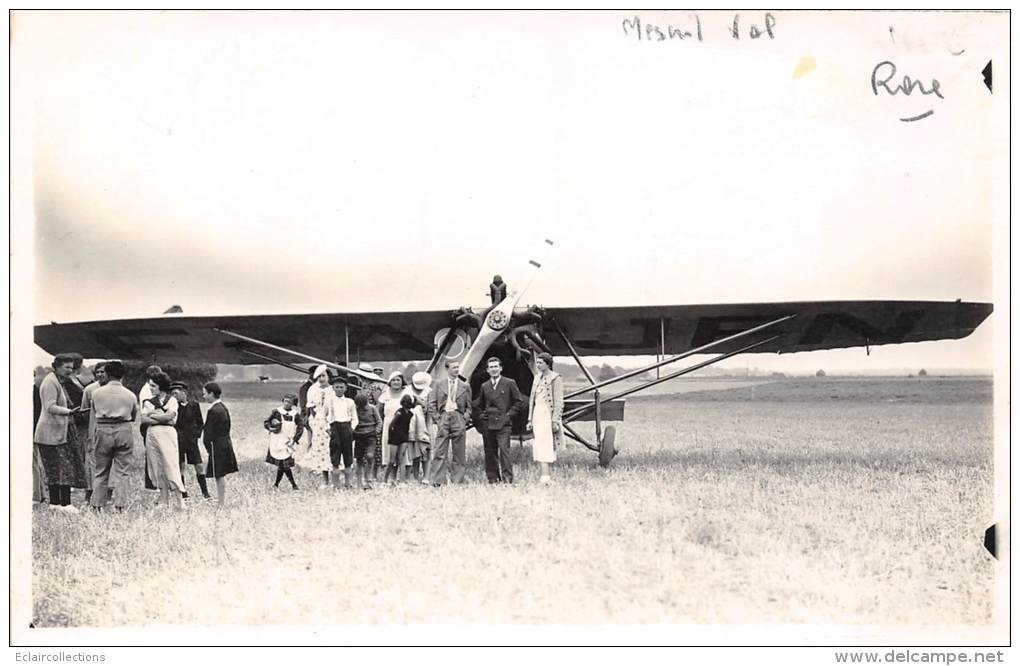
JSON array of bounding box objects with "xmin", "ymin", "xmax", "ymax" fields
[{"xmin": 171, "ymin": 381, "xmax": 210, "ymax": 500}]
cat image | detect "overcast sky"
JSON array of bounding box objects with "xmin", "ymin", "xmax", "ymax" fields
[{"xmin": 15, "ymin": 11, "xmax": 1007, "ymax": 372}]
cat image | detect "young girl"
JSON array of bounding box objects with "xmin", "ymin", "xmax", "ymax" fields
[
  {"xmin": 265, "ymin": 393, "xmax": 302, "ymax": 490},
  {"xmin": 202, "ymin": 382, "xmax": 238, "ymax": 506},
  {"xmin": 386, "ymin": 394, "xmax": 421, "ymax": 484}
]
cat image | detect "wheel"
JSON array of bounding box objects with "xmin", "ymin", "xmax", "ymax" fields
[{"xmin": 598, "ymin": 425, "xmax": 617, "ymax": 467}]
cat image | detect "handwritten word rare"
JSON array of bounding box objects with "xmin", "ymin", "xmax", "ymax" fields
[
  {"xmin": 871, "ymin": 61, "xmax": 944, "ymax": 99},
  {"xmin": 870, "ymin": 60, "xmax": 944, "ymax": 122}
]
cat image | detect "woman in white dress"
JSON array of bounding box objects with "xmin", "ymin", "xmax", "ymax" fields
[
  {"xmin": 302, "ymin": 365, "xmax": 334, "ymax": 488},
  {"xmin": 378, "ymin": 371, "xmax": 412, "ymax": 483},
  {"xmin": 527, "ymin": 353, "xmax": 563, "ymax": 484},
  {"xmin": 140, "ymin": 372, "xmax": 186, "ymax": 510}
]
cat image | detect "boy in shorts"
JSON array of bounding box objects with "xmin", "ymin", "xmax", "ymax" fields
[
  {"xmin": 352, "ymin": 393, "xmax": 381, "ymax": 490},
  {"xmin": 171, "ymin": 381, "xmax": 210, "ymax": 499}
]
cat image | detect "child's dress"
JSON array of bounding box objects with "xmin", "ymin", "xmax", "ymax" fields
[
  {"xmin": 265, "ymin": 406, "xmax": 301, "ymax": 469},
  {"xmin": 203, "ymin": 400, "xmax": 239, "ymax": 479},
  {"xmin": 388, "ymin": 406, "xmax": 423, "ymax": 465}
]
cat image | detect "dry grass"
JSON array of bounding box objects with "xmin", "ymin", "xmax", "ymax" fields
[{"xmin": 30, "ymin": 377, "xmax": 995, "ymax": 627}]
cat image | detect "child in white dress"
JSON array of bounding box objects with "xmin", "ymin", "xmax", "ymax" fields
[{"xmin": 265, "ymin": 393, "xmax": 302, "ymax": 490}]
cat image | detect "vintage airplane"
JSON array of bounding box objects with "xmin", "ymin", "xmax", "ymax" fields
[{"xmin": 34, "ymin": 243, "xmax": 993, "ymax": 466}]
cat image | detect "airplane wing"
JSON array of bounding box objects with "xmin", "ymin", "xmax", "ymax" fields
[
  {"xmin": 33, "ymin": 311, "xmax": 453, "ymax": 365},
  {"xmin": 544, "ymin": 300, "xmax": 993, "ymax": 356},
  {"xmin": 33, "ymin": 300, "xmax": 992, "ymax": 364}
]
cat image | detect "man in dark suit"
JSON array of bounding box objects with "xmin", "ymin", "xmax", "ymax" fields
[
  {"xmin": 427, "ymin": 359, "xmax": 473, "ymax": 486},
  {"xmin": 472, "ymin": 356, "xmax": 525, "ymax": 483}
]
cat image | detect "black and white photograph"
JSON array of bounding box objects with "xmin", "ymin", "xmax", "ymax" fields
[{"xmin": 9, "ymin": 9, "xmax": 1009, "ymax": 652}]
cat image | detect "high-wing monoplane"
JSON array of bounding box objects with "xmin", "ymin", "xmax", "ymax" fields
[{"xmin": 34, "ymin": 247, "xmax": 993, "ymax": 466}]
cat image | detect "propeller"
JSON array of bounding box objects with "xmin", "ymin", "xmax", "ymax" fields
[{"xmin": 456, "ymin": 239, "xmax": 554, "ymax": 382}]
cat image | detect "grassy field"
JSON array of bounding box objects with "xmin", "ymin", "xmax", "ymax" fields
[{"xmin": 30, "ymin": 377, "xmax": 996, "ymax": 628}]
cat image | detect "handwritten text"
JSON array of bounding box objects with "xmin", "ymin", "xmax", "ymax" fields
[
  {"xmin": 622, "ymin": 13, "xmax": 776, "ymax": 43},
  {"xmin": 871, "ymin": 60, "xmax": 944, "ymax": 122}
]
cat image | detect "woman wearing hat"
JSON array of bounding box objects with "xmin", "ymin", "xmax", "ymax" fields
[
  {"xmin": 303, "ymin": 365, "xmax": 335, "ymax": 489},
  {"xmin": 409, "ymin": 371, "xmax": 433, "ymax": 483},
  {"xmin": 378, "ymin": 371, "xmax": 412, "ymax": 482},
  {"xmin": 527, "ymin": 353, "xmax": 563, "ymax": 484}
]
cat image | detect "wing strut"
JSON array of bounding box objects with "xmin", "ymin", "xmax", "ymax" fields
[
  {"xmin": 548, "ymin": 318, "xmax": 597, "ymax": 386},
  {"xmin": 213, "ymin": 328, "xmax": 387, "ymax": 384},
  {"xmin": 564, "ymin": 333, "xmax": 783, "ymax": 422},
  {"xmin": 562, "ymin": 313, "xmax": 796, "ymax": 400},
  {"xmin": 658, "ymin": 317, "xmax": 665, "ymax": 379},
  {"xmin": 551, "ymin": 313, "xmax": 794, "ymax": 467},
  {"xmin": 239, "ymin": 348, "xmax": 308, "ymax": 375}
]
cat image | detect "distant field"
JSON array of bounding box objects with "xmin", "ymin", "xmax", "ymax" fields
[
  {"xmin": 665, "ymin": 376, "xmax": 993, "ymax": 404},
  {"xmin": 31, "ymin": 377, "xmax": 996, "ymax": 629},
  {"xmin": 219, "ymin": 375, "xmax": 992, "ymax": 403}
]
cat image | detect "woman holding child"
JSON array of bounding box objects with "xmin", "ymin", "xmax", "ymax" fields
[{"xmin": 378, "ymin": 371, "xmax": 413, "ymax": 482}]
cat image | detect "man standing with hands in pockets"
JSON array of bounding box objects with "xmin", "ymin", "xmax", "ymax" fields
[
  {"xmin": 427, "ymin": 360, "xmax": 472, "ymax": 486},
  {"xmin": 472, "ymin": 356, "xmax": 525, "ymax": 484}
]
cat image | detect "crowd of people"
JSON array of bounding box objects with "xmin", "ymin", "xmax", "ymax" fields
[
  {"xmin": 32, "ymin": 350, "xmax": 566, "ymax": 513},
  {"xmin": 281, "ymin": 352, "xmax": 565, "ymax": 490},
  {"xmin": 33, "ymin": 355, "xmax": 238, "ymax": 512}
]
